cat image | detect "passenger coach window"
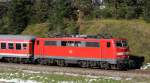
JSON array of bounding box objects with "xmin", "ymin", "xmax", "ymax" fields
[
  {"xmin": 107, "ymin": 42, "xmax": 111, "ymax": 48},
  {"xmin": 23, "ymin": 43, "xmax": 27, "ymax": 50},
  {"xmin": 23, "ymin": 43, "xmax": 27, "ymax": 47},
  {"xmin": 86, "ymin": 42, "xmax": 99, "ymax": 47},
  {"xmin": 1, "ymin": 43, "xmax": 6, "ymax": 49},
  {"xmin": 16, "ymin": 43, "xmax": 21, "ymax": 50},
  {"xmin": 45, "ymin": 41, "xmax": 57, "ymax": 46},
  {"xmin": 8, "ymin": 43, "xmax": 14, "ymax": 49}
]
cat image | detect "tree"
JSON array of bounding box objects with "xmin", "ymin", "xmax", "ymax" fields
[
  {"xmin": 71, "ymin": 0, "xmax": 93, "ymax": 33},
  {"xmin": 48, "ymin": 0, "xmax": 71, "ymax": 34},
  {"xmin": 5, "ymin": 0, "xmax": 32, "ymax": 34},
  {"xmin": 103, "ymin": 0, "xmax": 143, "ymax": 19},
  {"xmin": 0, "ymin": 1, "xmax": 9, "ymax": 33},
  {"xmin": 31, "ymin": 0, "xmax": 51, "ymax": 23},
  {"xmin": 143, "ymin": 0, "xmax": 150, "ymax": 22}
]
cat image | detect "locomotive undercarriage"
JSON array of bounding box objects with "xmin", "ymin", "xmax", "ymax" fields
[
  {"xmin": 0, "ymin": 57, "xmax": 129, "ymax": 70},
  {"xmin": 31, "ymin": 58, "xmax": 129, "ymax": 70}
]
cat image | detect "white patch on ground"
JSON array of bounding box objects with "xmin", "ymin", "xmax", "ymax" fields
[
  {"xmin": 106, "ymin": 77, "xmax": 122, "ymax": 80},
  {"xmin": 22, "ymin": 70, "xmax": 41, "ymax": 74},
  {"xmin": 125, "ymin": 78, "xmax": 132, "ymax": 80},
  {"xmin": 141, "ymin": 63, "xmax": 150, "ymax": 70},
  {"xmin": 54, "ymin": 72, "xmax": 99, "ymax": 79},
  {"xmin": 52, "ymin": 72, "xmax": 132, "ymax": 81},
  {"xmin": 0, "ymin": 78, "xmax": 40, "ymax": 83},
  {"xmin": 88, "ymin": 78, "xmax": 97, "ymax": 82},
  {"xmin": 58, "ymin": 81, "xmax": 75, "ymax": 83}
]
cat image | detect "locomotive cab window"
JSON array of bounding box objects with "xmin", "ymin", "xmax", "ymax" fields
[
  {"xmin": 8, "ymin": 43, "xmax": 14, "ymax": 49},
  {"xmin": 16, "ymin": 43, "xmax": 21, "ymax": 50},
  {"xmin": 1, "ymin": 43, "xmax": 6, "ymax": 49},
  {"xmin": 116, "ymin": 40, "xmax": 128, "ymax": 47},
  {"xmin": 107, "ymin": 42, "xmax": 111, "ymax": 48}
]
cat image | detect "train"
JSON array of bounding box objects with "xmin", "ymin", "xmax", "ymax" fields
[{"xmin": 0, "ymin": 34, "xmax": 130, "ymax": 70}]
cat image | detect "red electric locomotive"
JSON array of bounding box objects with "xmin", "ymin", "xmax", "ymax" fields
[
  {"xmin": 34, "ymin": 35, "xmax": 129, "ymax": 69},
  {"xmin": 0, "ymin": 35, "xmax": 129, "ymax": 70}
]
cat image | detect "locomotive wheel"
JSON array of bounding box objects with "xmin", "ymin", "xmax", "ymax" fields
[
  {"xmin": 39, "ymin": 59, "xmax": 47, "ymax": 65},
  {"xmin": 79, "ymin": 61, "xmax": 89, "ymax": 68},
  {"xmin": 47, "ymin": 59, "xmax": 55, "ymax": 65},
  {"xmin": 110, "ymin": 64, "xmax": 116, "ymax": 70},
  {"xmin": 89, "ymin": 61, "xmax": 97, "ymax": 68},
  {"xmin": 102, "ymin": 62, "xmax": 110, "ymax": 70},
  {"xmin": 56, "ymin": 60, "xmax": 65, "ymax": 67},
  {"xmin": 33, "ymin": 59, "xmax": 40, "ymax": 64}
]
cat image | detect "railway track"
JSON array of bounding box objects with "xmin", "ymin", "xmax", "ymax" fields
[{"xmin": 0, "ymin": 62, "xmax": 149, "ymax": 78}]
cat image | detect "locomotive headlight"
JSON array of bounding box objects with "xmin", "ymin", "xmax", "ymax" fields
[{"xmin": 117, "ymin": 52, "xmax": 129, "ymax": 56}]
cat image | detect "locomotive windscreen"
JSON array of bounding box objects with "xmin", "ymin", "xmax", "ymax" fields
[{"xmin": 116, "ymin": 40, "xmax": 128, "ymax": 47}]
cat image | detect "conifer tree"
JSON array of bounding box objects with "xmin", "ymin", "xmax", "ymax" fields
[
  {"xmin": 31, "ymin": 0, "xmax": 51, "ymax": 23},
  {"xmin": 143, "ymin": 0, "xmax": 150, "ymax": 22},
  {"xmin": 48, "ymin": 0, "xmax": 71, "ymax": 34},
  {"xmin": 6, "ymin": 0, "xmax": 32, "ymax": 34}
]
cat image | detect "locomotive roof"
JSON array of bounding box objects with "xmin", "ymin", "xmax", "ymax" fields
[
  {"xmin": 38, "ymin": 37, "xmax": 127, "ymax": 42},
  {"xmin": 0, "ymin": 35, "xmax": 36, "ymax": 40}
]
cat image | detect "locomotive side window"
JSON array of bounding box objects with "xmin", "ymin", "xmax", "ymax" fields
[
  {"xmin": 16, "ymin": 43, "xmax": 21, "ymax": 50},
  {"xmin": 1, "ymin": 43, "xmax": 6, "ymax": 49},
  {"xmin": 74, "ymin": 41, "xmax": 82, "ymax": 47},
  {"xmin": 61, "ymin": 41, "xmax": 67, "ymax": 46},
  {"xmin": 61, "ymin": 41, "xmax": 82, "ymax": 47},
  {"xmin": 45, "ymin": 41, "xmax": 57, "ymax": 46},
  {"xmin": 8, "ymin": 43, "xmax": 14, "ymax": 49},
  {"xmin": 107, "ymin": 42, "xmax": 111, "ymax": 48},
  {"xmin": 86, "ymin": 42, "xmax": 100, "ymax": 47}
]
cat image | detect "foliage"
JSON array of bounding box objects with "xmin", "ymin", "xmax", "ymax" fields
[
  {"xmin": 1, "ymin": 0, "xmax": 32, "ymax": 34},
  {"xmin": 30, "ymin": 0, "xmax": 51, "ymax": 23},
  {"xmin": 48, "ymin": 0, "xmax": 72, "ymax": 34},
  {"xmin": 22, "ymin": 23, "xmax": 49, "ymax": 38},
  {"xmin": 143, "ymin": 0, "xmax": 150, "ymax": 22},
  {"xmin": 0, "ymin": 0, "xmax": 150, "ymax": 34}
]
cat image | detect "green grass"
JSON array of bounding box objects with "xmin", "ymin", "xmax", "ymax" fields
[
  {"xmin": 0, "ymin": 68, "xmax": 130, "ymax": 83},
  {"xmin": 22, "ymin": 23, "xmax": 49, "ymax": 37},
  {"xmin": 0, "ymin": 67, "xmax": 150, "ymax": 83}
]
